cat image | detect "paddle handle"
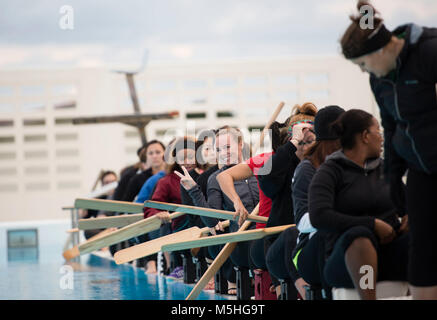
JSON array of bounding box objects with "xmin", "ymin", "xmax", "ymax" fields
[
  {"xmin": 186, "ymin": 204, "xmax": 259, "ymax": 300},
  {"xmin": 199, "ymin": 220, "xmax": 231, "ymax": 236},
  {"xmin": 257, "ymin": 101, "xmax": 285, "ymax": 151},
  {"xmin": 145, "ymin": 200, "xmax": 268, "ymax": 224}
]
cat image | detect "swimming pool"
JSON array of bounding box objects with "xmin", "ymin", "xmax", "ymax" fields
[{"xmin": 0, "ymin": 220, "xmax": 229, "ymax": 300}]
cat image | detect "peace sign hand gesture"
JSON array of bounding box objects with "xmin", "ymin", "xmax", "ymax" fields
[{"xmin": 174, "ymin": 165, "xmax": 197, "ymax": 191}]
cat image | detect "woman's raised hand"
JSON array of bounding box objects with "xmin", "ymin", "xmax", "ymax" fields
[{"xmin": 174, "ymin": 166, "xmax": 197, "ymax": 190}]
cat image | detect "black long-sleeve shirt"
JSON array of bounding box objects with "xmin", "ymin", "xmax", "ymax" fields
[
  {"xmin": 257, "ymin": 141, "xmax": 301, "ymax": 227},
  {"xmin": 122, "ymin": 168, "xmax": 153, "ymax": 202}
]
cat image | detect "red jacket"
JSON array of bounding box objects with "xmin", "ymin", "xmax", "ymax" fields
[{"xmin": 143, "ymin": 172, "xmax": 184, "ymax": 230}]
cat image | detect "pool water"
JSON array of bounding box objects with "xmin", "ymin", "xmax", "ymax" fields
[{"xmin": 0, "ymin": 221, "xmax": 230, "ymax": 300}]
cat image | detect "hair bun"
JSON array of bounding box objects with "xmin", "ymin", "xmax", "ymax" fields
[{"xmin": 293, "ymin": 102, "xmax": 317, "ymax": 117}]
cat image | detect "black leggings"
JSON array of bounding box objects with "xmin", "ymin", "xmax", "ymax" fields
[
  {"xmin": 323, "ymin": 226, "xmax": 409, "ymax": 289},
  {"xmin": 249, "ymin": 238, "xmax": 267, "ymax": 270},
  {"xmin": 266, "ymin": 227, "xmax": 300, "ymax": 283},
  {"xmin": 296, "ymin": 232, "xmax": 324, "ymax": 286},
  {"xmin": 406, "ymin": 169, "xmax": 437, "ymax": 286}
]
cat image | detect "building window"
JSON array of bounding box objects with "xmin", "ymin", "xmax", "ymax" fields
[
  {"xmin": 55, "ymin": 133, "xmax": 78, "ymax": 142},
  {"xmin": 303, "ymin": 73, "xmax": 329, "ymax": 84},
  {"xmin": 212, "ymin": 93, "xmax": 237, "ymax": 104},
  {"xmin": 54, "ymin": 100, "xmax": 76, "ymax": 110},
  {"xmin": 0, "ymin": 86, "xmax": 13, "ymax": 96},
  {"xmin": 24, "ymin": 134, "xmax": 46, "ymax": 143},
  {"xmin": 21, "ymin": 85, "xmax": 44, "ymax": 96},
  {"xmin": 216, "ymin": 111, "xmax": 234, "ymax": 118},
  {"xmin": 149, "ymin": 95, "xmax": 176, "ymax": 107},
  {"xmin": 25, "ymin": 182, "xmax": 50, "ymax": 191},
  {"xmin": 55, "ymin": 149, "xmax": 79, "ymax": 157},
  {"xmin": 245, "ymin": 108, "xmax": 268, "ymax": 118},
  {"xmin": 149, "ymin": 80, "xmax": 176, "ymax": 91},
  {"xmin": 0, "ymin": 167, "xmax": 16, "ymax": 176},
  {"xmin": 184, "ymin": 79, "xmax": 207, "ymax": 89},
  {"xmin": 183, "ymin": 95, "xmax": 208, "ymax": 105},
  {"xmin": 57, "ymin": 181, "xmax": 81, "ymax": 189},
  {"xmin": 186, "ymin": 112, "xmax": 207, "ymax": 119},
  {"xmin": 24, "ymin": 166, "xmax": 49, "ymax": 175},
  {"xmin": 54, "ymin": 118, "xmax": 73, "ymax": 125},
  {"xmin": 273, "ymin": 75, "xmax": 298, "ymax": 86},
  {"xmin": 0, "ymin": 120, "xmax": 13, "ymax": 127},
  {"xmin": 214, "ymin": 78, "xmax": 237, "ymax": 88},
  {"xmin": 0, "ymin": 104, "xmax": 13, "ymax": 113},
  {"xmin": 243, "ymin": 92, "xmax": 268, "ymax": 102},
  {"xmin": 0, "ymin": 152, "xmax": 16, "ymax": 160},
  {"xmin": 52, "ymin": 84, "xmax": 77, "ymax": 96},
  {"xmin": 124, "ymin": 131, "xmax": 139, "ymax": 139},
  {"xmin": 0, "ymin": 136, "xmax": 14, "ymax": 144},
  {"xmin": 24, "ymin": 150, "xmax": 48, "ymax": 159},
  {"xmin": 244, "ymin": 76, "xmax": 267, "ymax": 87},
  {"xmin": 22, "ymin": 102, "xmax": 45, "ymax": 112},
  {"xmin": 56, "ymin": 165, "xmax": 80, "ymax": 174},
  {"xmin": 23, "ymin": 119, "xmax": 45, "ymax": 127},
  {"xmin": 0, "ymin": 184, "xmax": 18, "ymax": 192}
]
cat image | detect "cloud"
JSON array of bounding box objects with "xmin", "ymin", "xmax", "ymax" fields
[{"xmin": 0, "ymin": 0, "xmax": 436, "ymax": 68}]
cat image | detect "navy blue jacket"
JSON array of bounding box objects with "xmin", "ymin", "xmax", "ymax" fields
[{"xmin": 370, "ymin": 24, "xmax": 437, "ymax": 177}]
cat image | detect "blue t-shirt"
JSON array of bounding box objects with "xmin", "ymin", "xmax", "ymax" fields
[{"xmin": 135, "ymin": 170, "xmax": 166, "ymax": 203}]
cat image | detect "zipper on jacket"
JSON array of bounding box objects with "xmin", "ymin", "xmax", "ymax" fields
[{"xmin": 380, "ymin": 58, "xmax": 430, "ymax": 174}]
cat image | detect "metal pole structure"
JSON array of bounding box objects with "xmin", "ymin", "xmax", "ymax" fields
[
  {"xmin": 63, "ymin": 206, "xmax": 81, "ymax": 263},
  {"xmin": 126, "ymin": 73, "xmax": 147, "ymax": 145}
]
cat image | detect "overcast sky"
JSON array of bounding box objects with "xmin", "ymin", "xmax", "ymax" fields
[{"xmin": 1, "ymin": 0, "xmax": 436, "ymax": 69}]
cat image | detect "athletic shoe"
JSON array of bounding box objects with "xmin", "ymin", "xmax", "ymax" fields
[{"xmin": 167, "ymin": 266, "xmax": 184, "ymax": 280}]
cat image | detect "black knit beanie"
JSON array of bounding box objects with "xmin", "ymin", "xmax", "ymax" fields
[{"xmin": 314, "ymin": 105, "xmax": 345, "ymax": 141}]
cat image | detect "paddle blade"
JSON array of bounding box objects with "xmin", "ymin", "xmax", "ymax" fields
[
  {"xmin": 78, "ymin": 216, "xmax": 162, "ymax": 255},
  {"xmin": 63, "ymin": 246, "xmax": 79, "ymax": 261},
  {"xmin": 75, "ymin": 198, "xmax": 143, "ymax": 214},
  {"xmin": 78, "ymin": 213, "xmax": 143, "ymax": 230},
  {"xmin": 114, "ymin": 226, "xmax": 202, "ymax": 264}
]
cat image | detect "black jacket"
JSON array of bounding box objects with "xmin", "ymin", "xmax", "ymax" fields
[
  {"xmin": 308, "ymin": 151, "xmax": 401, "ymax": 256},
  {"xmin": 370, "ymin": 23, "xmax": 437, "ymax": 212},
  {"xmin": 122, "ymin": 168, "xmax": 153, "ymax": 202},
  {"xmin": 180, "ymin": 169, "xmax": 204, "ymax": 228},
  {"xmin": 371, "ymin": 23, "xmax": 437, "ymax": 175},
  {"xmin": 258, "ymin": 141, "xmax": 300, "ymax": 227}
]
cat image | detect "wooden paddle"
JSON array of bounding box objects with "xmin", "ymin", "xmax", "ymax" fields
[
  {"xmin": 161, "ymin": 224, "xmax": 293, "ymax": 252},
  {"xmin": 78, "ymin": 213, "xmax": 143, "ymax": 230},
  {"xmin": 77, "ymin": 211, "xmax": 185, "ymax": 255},
  {"xmin": 186, "ymin": 204, "xmax": 259, "ymax": 300},
  {"xmin": 258, "ymin": 101, "xmax": 285, "ymax": 149},
  {"xmin": 144, "ymin": 200, "xmax": 268, "ymax": 224},
  {"xmin": 75, "ymin": 198, "xmax": 144, "ymax": 214},
  {"xmin": 62, "ymin": 228, "xmax": 115, "ymax": 261},
  {"xmin": 113, "ymin": 220, "xmax": 231, "ymax": 265}
]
